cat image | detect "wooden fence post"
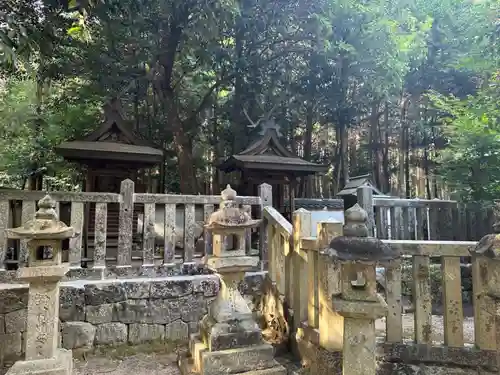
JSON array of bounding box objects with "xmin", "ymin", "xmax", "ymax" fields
[
  {"xmin": 117, "ymin": 179, "xmax": 134, "ymax": 267},
  {"xmin": 0, "ymin": 200, "xmax": 9, "ymax": 270},
  {"xmin": 357, "ymin": 186, "xmax": 374, "ymax": 236},
  {"xmin": 317, "ymin": 221, "xmax": 343, "ymax": 350},
  {"xmin": 292, "ymin": 208, "xmax": 312, "ymax": 333},
  {"xmin": 259, "ymin": 183, "xmax": 272, "ymax": 270}
]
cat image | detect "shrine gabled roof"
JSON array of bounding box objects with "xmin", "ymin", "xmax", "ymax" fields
[
  {"xmin": 55, "ymin": 99, "xmax": 163, "ymax": 165},
  {"xmin": 337, "ymin": 174, "xmax": 384, "ymax": 196},
  {"xmin": 218, "ymin": 127, "xmax": 327, "ymax": 175}
]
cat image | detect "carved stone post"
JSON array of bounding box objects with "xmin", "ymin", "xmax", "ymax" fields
[
  {"xmin": 321, "ymin": 204, "xmax": 399, "ymax": 375},
  {"xmin": 5, "ymin": 195, "xmax": 74, "ymax": 375},
  {"xmin": 180, "ymin": 185, "xmax": 286, "ymax": 375}
]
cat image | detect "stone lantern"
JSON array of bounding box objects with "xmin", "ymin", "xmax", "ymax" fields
[
  {"xmin": 5, "ymin": 195, "xmax": 74, "ymax": 375},
  {"xmin": 321, "ymin": 204, "xmax": 399, "ymax": 375},
  {"xmin": 180, "ymin": 185, "xmax": 286, "ymax": 375}
]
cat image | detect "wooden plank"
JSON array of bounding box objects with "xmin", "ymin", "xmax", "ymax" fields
[
  {"xmin": 163, "ymin": 204, "xmax": 176, "ymax": 263},
  {"xmin": 20, "ymin": 201, "xmax": 36, "ymax": 265},
  {"xmin": 292, "ymin": 209, "xmax": 312, "ymax": 331},
  {"xmin": 276, "ymin": 233, "xmax": 287, "ymax": 295},
  {"xmin": 375, "ymin": 207, "xmax": 388, "ymax": 239},
  {"xmin": 0, "ymin": 200, "xmax": 10, "ymax": 270},
  {"xmin": 134, "ymin": 193, "xmax": 261, "ymax": 205},
  {"xmin": 267, "ymin": 224, "xmax": 276, "ymax": 284},
  {"xmin": 142, "ymin": 203, "xmax": 155, "ymax": 266},
  {"xmin": 317, "ymin": 221, "xmax": 343, "ymax": 351},
  {"xmin": 69, "ymin": 202, "xmax": 84, "ymax": 268},
  {"xmin": 117, "ymin": 179, "xmax": 134, "ymax": 266},
  {"xmin": 307, "ymin": 246, "xmax": 319, "ymax": 328},
  {"xmin": 258, "ymin": 183, "xmax": 272, "ymax": 270},
  {"xmin": 184, "ymin": 203, "xmax": 195, "ymax": 262},
  {"xmin": 373, "ymin": 198, "xmax": 457, "ymax": 208},
  {"xmin": 93, "ymin": 203, "xmax": 107, "ymax": 268},
  {"xmin": 357, "ymin": 186, "xmax": 374, "ymax": 236},
  {"xmin": 442, "ymin": 256, "xmax": 464, "ymax": 347},
  {"xmin": 385, "ymin": 260, "xmax": 403, "ymax": 343},
  {"xmin": 382, "ymin": 240, "xmax": 475, "ymax": 257},
  {"xmin": 387, "ymin": 207, "xmax": 400, "ymax": 240},
  {"xmin": 429, "ymin": 206, "xmax": 439, "ymax": 240},
  {"xmin": 402, "ymin": 207, "xmax": 410, "ymax": 240},
  {"xmin": 472, "ymin": 255, "xmax": 496, "ymax": 349},
  {"xmin": 412, "ymin": 255, "xmax": 432, "ymax": 344},
  {"xmin": 0, "ymin": 190, "xmax": 122, "ymax": 203}
]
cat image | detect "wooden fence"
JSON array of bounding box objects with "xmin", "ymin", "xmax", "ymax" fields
[
  {"xmin": 0, "ymin": 179, "xmax": 271, "ymax": 271},
  {"xmin": 264, "ymin": 186, "xmax": 497, "ymax": 373},
  {"xmin": 368, "ymin": 194, "xmax": 495, "ymax": 241}
]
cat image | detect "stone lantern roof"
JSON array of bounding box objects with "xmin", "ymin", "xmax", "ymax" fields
[
  {"xmin": 205, "ymin": 185, "xmax": 262, "ymax": 230},
  {"xmin": 322, "ymin": 203, "xmax": 399, "ymax": 264},
  {"xmin": 6, "ymin": 195, "xmax": 74, "ymax": 240}
]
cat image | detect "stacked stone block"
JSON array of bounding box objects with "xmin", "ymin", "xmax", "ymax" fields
[{"xmin": 0, "ymin": 273, "xmax": 264, "ymax": 363}]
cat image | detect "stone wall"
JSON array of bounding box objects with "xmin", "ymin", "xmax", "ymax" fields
[{"xmin": 0, "ymin": 272, "xmax": 264, "ymax": 363}]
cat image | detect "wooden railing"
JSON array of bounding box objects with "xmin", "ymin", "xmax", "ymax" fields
[
  {"xmin": 0, "ymin": 179, "xmax": 271, "ymax": 271},
  {"xmin": 298, "ymin": 237, "xmax": 497, "ymax": 349},
  {"xmin": 357, "ymin": 185, "xmax": 495, "ymax": 241}
]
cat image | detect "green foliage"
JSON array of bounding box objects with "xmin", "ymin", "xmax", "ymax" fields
[
  {"xmin": 432, "ymin": 74, "xmax": 500, "ymax": 201},
  {"xmin": 0, "ymin": 76, "xmax": 102, "ymax": 189}
]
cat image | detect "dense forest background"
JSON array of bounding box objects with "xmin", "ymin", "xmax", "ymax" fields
[{"xmin": 0, "ymin": 0, "xmax": 498, "ymax": 202}]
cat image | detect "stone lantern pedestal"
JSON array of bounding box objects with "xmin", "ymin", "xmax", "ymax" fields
[
  {"xmin": 5, "ymin": 195, "xmax": 74, "ymax": 375},
  {"xmin": 180, "ymin": 185, "xmax": 286, "ymax": 375},
  {"xmin": 321, "ymin": 204, "xmax": 399, "ymax": 375}
]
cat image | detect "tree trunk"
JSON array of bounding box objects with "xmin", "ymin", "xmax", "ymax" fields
[{"xmin": 173, "ymin": 125, "xmax": 198, "ymax": 194}]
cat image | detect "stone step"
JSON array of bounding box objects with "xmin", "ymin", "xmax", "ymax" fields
[
  {"xmin": 179, "ymin": 356, "xmax": 287, "ymax": 375},
  {"xmin": 189, "ymin": 335, "xmax": 279, "ymax": 375}
]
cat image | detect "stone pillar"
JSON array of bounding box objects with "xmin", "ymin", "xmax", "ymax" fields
[
  {"xmin": 5, "ymin": 195, "xmax": 74, "ymax": 375},
  {"xmin": 179, "ymin": 185, "xmax": 286, "ymax": 375},
  {"xmin": 321, "ymin": 204, "xmax": 399, "ymax": 375}
]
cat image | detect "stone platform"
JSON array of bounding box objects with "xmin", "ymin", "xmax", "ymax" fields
[
  {"xmin": 179, "ymin": 334, "xmax": 286, "ymax": 375},
  {"xmin": 6, "ymin": 348, "xmax": 72, "ymax": 375}
]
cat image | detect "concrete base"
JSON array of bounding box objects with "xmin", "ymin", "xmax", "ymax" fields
[
  {"xmin": 6, "ymin": 348, "xmax": 73, "ymax": 375},
  {"xmin": 180, "ymin": 335, "xmax": 285, "ymax": 375}
]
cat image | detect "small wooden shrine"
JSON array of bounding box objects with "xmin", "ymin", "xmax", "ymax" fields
[
  {"xmin": 337, "ymin": 174, "xmax": 385, "ymax": 209},
  {"xmin": 218, "ymin": 120, "xmax": 327, "ymax": 215},
  {"xmin": 55, "ymin": 98, "xmax": 164, "ymax": 194},
  {"xmin": 55, "ymin": 99, "xmax": 164, "ymax": 263}
]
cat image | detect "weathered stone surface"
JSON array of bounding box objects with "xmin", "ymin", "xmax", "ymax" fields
[
  {"xmin": 180, "ymin": 295, "xmax": 207, "ymax": 322},
  {"xmin": 61, "ymin": 321, "xmax": 96, "ymax": 349},
  {"xmin": 0, "ymin": 314, "xmax": 4, "ymax": 334},
  {"xmin": 239, "ymin": 273, "xmax": 265, "ymax": 295},
  {"xmin": 165, "ymin": 320, "xmax": 189, "ymax": 342},
  {"xmin": 123, "ymin": 281, "xmax": 150, "ymax": 299},
  {"xmin": 0, "ymin": 332, "xmax": 23, "ymax": 358},
  {"xmin": 0, "ymin": 288, "xmax": 28, "ymax": 314},
  {"xmin": 59, "ymin": 286, "xmax": 85, "ymax": 321},
  {"xmin": 128, "ymin": 323, "xmax": 165, "ymax": 344},
  {"xmin": 150, "ymin": 279, "xmax": 193, "ymax": 299},
  {"xmin": 201, "ymin": 318, "xmax": 263, "ymax": 351},
  {"xmin": 86, "ymin": 303, "xmax": 114, "ymax": 324},
  {"xmin": 113, "ymin": 299, "xmax": 179, "ymax": 324},
  {"xmin": 4, "ymin": 308, "xmax": 26, "ymax": 333},
  {"xmin": 84, "ymin": 283, "xmax": 127, "ymax": 306},
  {"xmin": 95, "ymin": 322, "xmax": 127, "ymax": 345},
  {"xmin": 193, "ymin": 278, "xmax": 219, "ymax": 297},
  {"xmin": 200, "ymin": 344, "xmax": 277, "ymax": 375},
  {"xmin": 377, "ymin": 363, "xmax": 494, "ymax": 375}
]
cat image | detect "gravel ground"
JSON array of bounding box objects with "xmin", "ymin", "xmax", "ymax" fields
[{"xmin": 73, "ymin": 352, "xmax": 181, "ymax": 375}]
